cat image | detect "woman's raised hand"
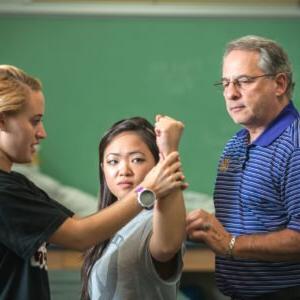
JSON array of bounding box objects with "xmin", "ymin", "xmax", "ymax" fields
[{"xmin": 154, "ymin": 115, "xmax": 184, "ymax": 158}]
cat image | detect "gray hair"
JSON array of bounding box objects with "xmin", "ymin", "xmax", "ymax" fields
[{"xmin": 224, "ymin": 35, "xmax": 294, "ymax": 99}]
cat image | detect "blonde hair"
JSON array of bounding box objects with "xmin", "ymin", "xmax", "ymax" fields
[{"xmin": 0, "ymin": 65, "xmax": 42, "ymax": 114}]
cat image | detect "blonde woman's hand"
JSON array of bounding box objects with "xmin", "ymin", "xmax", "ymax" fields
[{"xmin": 141, "ymin": 151, "xmax": 186, "ymax": 199}]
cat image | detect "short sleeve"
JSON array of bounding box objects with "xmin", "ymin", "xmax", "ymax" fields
[
  {"xmin": 138, "ymin": 219, "xmax": 184, "ymax": 284},
  {"xmin": 0, "ymin": 172, "xmax": 73, "ymax": 259},
  {"xmin": 284, "ymin": 148, "xmax": 300, "ymax": 231}
]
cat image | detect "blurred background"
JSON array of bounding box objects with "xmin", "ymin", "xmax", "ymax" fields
[{"xmin": 1, "ymin": 0, "xmax": 299, "ymax": 299}]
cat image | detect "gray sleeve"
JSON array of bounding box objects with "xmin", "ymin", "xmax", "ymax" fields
[{"xmin": 138, "ymin": 218, "xmax": 184, "ymax": 285}]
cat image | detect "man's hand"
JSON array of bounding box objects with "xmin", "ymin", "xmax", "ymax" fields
[{"xmin": 186, "ymin": 209, "xmax": 232, "ymax": 256}]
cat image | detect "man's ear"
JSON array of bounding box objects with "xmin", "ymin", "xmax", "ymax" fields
[{"xmin": 275, "ymin": 73, "xmax": 289, "ymax": 97}]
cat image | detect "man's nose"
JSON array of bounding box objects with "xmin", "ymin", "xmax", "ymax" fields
[{"xmin": 224, "ymin": 81, "xmax": 241, "ymax": 101}]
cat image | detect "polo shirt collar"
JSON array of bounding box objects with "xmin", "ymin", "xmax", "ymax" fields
[{"xmin": 236, "ymin": 101, "xmax": 299, "ymax": 147}]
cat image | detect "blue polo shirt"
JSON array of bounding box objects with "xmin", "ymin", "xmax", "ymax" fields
[{"xmin": 214, "ymin": 101, "xmax": 300, "ymax": 299}]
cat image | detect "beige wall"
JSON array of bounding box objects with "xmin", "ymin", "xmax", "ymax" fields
[{"xmin": 32, "ymin": 0, "xmax": 299, "ymax": 5}]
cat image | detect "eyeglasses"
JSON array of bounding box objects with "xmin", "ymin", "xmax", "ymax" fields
[{"xmin": 214, "ymin": 73, "xmax": 276, "ymax": 91}]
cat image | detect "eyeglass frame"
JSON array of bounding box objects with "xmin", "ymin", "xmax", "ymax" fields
[{"xmin": 214, "ymin": 73, "xmax": 277, "ymax": 91}]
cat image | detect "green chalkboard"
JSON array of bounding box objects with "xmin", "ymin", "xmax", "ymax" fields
[{"xmin": 0, "ymin": 16, "xmax": 299, "ymax": 196}]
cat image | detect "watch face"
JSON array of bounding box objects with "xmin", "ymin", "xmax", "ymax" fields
[{"xmin": 140, "ymin": 190, "xmax": 155, "ymax": 208}]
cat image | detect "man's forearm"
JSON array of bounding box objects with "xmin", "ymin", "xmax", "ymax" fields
[{"xmin": 233, "ymin": 228, "xmax": 300, "ymax": 261}]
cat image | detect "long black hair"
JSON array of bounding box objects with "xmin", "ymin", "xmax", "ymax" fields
[{"xmin": 81, "ymin": 117, "xmax": 159, "ymax": 300}]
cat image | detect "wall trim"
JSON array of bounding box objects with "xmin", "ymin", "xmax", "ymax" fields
[{"xmin": 0, "ymin": 3, "xmax": 300, "ymax": 17}]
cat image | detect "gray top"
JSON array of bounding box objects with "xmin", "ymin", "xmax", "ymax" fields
[{"xmin": 89, "ymin": 210, "xmax": 183, "ymax": 300}]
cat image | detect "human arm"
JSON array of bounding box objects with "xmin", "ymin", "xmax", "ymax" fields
[
  {"xmin": 186, "ymin": 147, "xmax": 300, "ymax": 261},
  {"xmin": 49, "ymin": 152, "xmax": 184, "ymax": 251},
  {"xmin": 149, "ymin": 115, "xmax": 186, "ymax": 273},
  {"xmin": 186, "ymin": 209, "xmax": 300, "ymax": 261},
  {"xmin": 154, "ymin": 114, "xmax": 184, "ymax": 159}
]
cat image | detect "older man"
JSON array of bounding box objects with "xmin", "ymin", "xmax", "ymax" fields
[{"xmin": 187, "ymin": 36, "xmax": 300, "ymax": 300}]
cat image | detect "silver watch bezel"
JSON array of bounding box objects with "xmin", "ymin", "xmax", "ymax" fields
[{"xmin": 136, "ymin": 187, "xmax": 156, "ymax": 210}]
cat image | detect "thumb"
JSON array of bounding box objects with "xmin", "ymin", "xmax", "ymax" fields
[{"xmin": 159, "ymin": 152, "xmax": 165, "ymax": 161}]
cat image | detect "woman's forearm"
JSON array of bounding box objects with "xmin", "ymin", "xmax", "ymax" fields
[{"xmin": 149, "ymin": 189, "xmax": 186, "ymax": 262}]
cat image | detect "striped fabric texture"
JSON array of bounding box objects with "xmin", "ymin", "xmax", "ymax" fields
[{"xmin": 214, "ymin": 102, "xmax": 300, "ymax": 299}]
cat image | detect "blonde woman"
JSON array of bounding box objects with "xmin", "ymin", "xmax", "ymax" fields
[{"xmin": 0, "ymin": 65, "xmax": 184, "ymax": 300}]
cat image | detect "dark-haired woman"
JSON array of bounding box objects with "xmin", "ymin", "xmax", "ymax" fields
[{"xmin": 81, "ymin": 116, "xmax": 186, "ymax": 300}]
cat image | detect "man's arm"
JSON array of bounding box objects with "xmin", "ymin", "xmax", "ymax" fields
[
  {"xmin": 186, "ymin": 209, "xmax": 300, "ymax": 261},
  {"xmin": 233, "ymin": 229, "xmax": 300, "ymax": 261}
]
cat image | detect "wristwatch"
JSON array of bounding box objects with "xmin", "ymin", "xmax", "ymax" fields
[{"xmin": 135, "ymin": 186, "xmax": 156, "ymax": 210}]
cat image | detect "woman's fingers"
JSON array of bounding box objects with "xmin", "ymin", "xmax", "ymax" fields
[
  {"xmin": 142, "ymin": 150, "xmax": 187, "ymax": 198},
  {"xmin": 181, "ymin": 182, "xmax": 189, "ymax": 190},
  {"xmin": 160, "ymin": 151, "xmax": 180, "ymax": 165},
  {"xmin": 168, "ymin": 161, "xmax": 182, "ymax": 174}
]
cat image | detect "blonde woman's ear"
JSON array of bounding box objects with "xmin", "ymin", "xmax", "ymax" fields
[{"xmin": 0, "ymin": 112, "xmax": 7, "ymax": 131}]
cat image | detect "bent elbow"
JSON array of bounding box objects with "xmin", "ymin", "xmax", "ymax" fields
[{"xmin": 151, "ymin": 242, "xmax": 182, "ymax": 262}]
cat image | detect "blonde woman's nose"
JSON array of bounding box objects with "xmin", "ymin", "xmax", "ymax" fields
[{"xmin": 37, "ymin": 122, "xmax": 47, "ymax": 139}]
